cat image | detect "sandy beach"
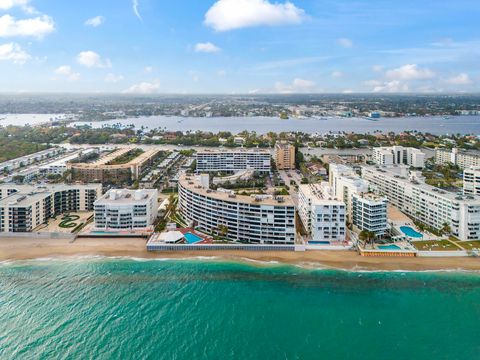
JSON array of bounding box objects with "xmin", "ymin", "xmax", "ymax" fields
[{"xmin": 1, "ymin": 236, "xmax": 480, "ymax": 271}]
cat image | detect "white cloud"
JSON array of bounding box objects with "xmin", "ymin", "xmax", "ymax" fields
[
  {"xmin": 274, "ymin": 78, "xmax": 316, "ymax": 93},
  {"xmin": 385, "ymin": 64, "xmax": 435, "ymax": 80},
  {"xmin": 331, "ymin": 71, "xmax": 344, "ymax": 78},
  {"xmin": 372, "ymin": 80, "xmax": 409, "ymax": 93},
  {"xmin": 54, "ymin": 65, "xmax": 80, "ymax": 81},
  {"xmin": 194, "ymin": 42, "xmax": 221, "ymax": 53},
  {"xmin": 254, "ymin": 55, "xmax": 330, "ymax": 71},
  {"xmin": 336, "ymin": 38, "xmax": 353, "ymax": 48},
  {"xmin": 205, "ymin": 0, "xmax": 306, "ymax": 31},
  {"xmin": 0, "ymin": 0, "xmax": 34, "ymax": 13},
  {"xmin": 0, "ymin": 42, "xmax": 30, "ymax": 64},
  {"xmin": 364, "ymin": 80, "xmax": 382, "ymax": 87},
  {"xmin": 248, "ymin": 89, "xmax": 260, "ymax": 94},
  {"xmin": 123, "ymin": 80, "xmax": 160, "ymax": 94},
  {"xmin": 0, "ymin": 0, "xmax": 26, "ymax": 9},
  {"xmin": 104, "ymin": 73, "xmax": 124, "ymax": 83},
  {"xmin": 445, "ymin": 73, "xmax": 473, "ymax": 85},
  {"xmin": 132, "ymin": 0, "xmax": 142, "ymax": 20},
  {"xmin": 76, "ymin": 51, "xmax": 111, "ymax": 68},
  {"xmin": 0, "ymin": 14, "xmax": 54, "ymax": 38},
  {"xmin": 85, "ymin": 16, "xmax": 104, "ymax": 27}
]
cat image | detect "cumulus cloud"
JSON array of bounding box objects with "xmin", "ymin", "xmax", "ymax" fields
[
  {"xmin": 336, "ymin": 38, "xmax": 353, "ymax": 48},
  {"xmin": 85, "ymin": 16, "xmax": 104, "ymax": 27},
  {"xmin": 104, "ymin": 73, "xmax": 124, "ymax": 83},
  {"xmin": 76, "ymin": 50, "xmax": 111, "ymax": 68},
  {"xmin": 445, "ymin": 73, "xmax": 473, "ymax": 85},
  {"xmin": 194, "ymin": 42, "xmax": 221, "ymax": 53},
  {"xmin": 275, "ymin": 78, "xmax": 316, "ymax": 93},
  {"xmin": 385, "ymin": 64, "xmax": 435, "ymax": 80},
  {"xmin": 123, "ymin": 80, "xmax": 160, "ymax": 94},
  {"xmin": 204, "ymin": 0, "xmax": 306, "ymax": 31},
  {"xmin": 0, "ymin": 0, "xmax": 35, "ymax": 13},
  {"xmin": 0, "ymin": 14, "xmax": 54, "ymax": 38},
  {"xmin": 0, "ymin": 42, "xmax": 30, "ymax": 64},
  {"xmin": 372, "ymin": 80, "xmax": 409, "ymax": 93},
  {"xmin": 54, "ymin": 65, "xmax": 80, "ymax": 81}
]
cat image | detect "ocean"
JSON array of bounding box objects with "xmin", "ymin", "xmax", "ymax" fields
[{"xmin": 1, "ymin": 258, "xmax": 479, "ymax": 359}]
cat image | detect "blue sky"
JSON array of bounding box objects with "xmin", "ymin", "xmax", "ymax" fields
[{"xmin": 0, "ymin": 0, "xmax": 479, "ymax": 93}]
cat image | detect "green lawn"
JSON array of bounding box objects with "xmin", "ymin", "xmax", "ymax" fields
[
  {"xmin": 411, "ymin": 240, "xmax": 461, "ymax": 251},
  {"xmin": 107, "ymin": 149, "xmax": 144, "ymax": 165},
  {"xmin": 456, "ymin": 241, "xmax": 480, "ymax": 251}
]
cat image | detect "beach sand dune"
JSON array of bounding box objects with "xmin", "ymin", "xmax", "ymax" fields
[{"xmin": 1, "ymin": 237, "xmax": 480, "ymax": 272}]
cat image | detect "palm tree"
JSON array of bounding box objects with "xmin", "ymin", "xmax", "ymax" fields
[
  {"xmin": 217, "ymin": 224, "xmax": 228, "ymax": 238},
  {"xmin": 359, "ymin": 230, "xmax": 376, "ymax": 249},
  {"xmin": 441, "ymin": 222, "xmax": 451, "ymax": 236}
]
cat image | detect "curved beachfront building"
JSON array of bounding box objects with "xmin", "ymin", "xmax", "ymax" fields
[{"xmin": 178, "ymin": 174, "xmax": 296, "ymax": 244}]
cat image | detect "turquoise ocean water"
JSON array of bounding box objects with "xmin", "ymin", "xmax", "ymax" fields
[{"xmin": 1, "ymin": 258, "xmax": 479, "ymax": 359}]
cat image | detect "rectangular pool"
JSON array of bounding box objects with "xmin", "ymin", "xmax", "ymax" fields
[
  {"xmin": 378, "ymin": 244, "xmax": 401, "ymax": 250},
  {"xmin": 184, "ymin": 232, "xmax": 203, "ymax": 244}
]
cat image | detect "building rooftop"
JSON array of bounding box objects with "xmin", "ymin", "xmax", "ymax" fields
[
  {"xmin": 0, "ymin": 191, "xmax": 51, "ymax": 207},
  {"xmin": 0, "ymin": 183, "xmax": 102, "ymax": 195},
  {"xmin": 40, "ymin": 149, "xmax": 97, "ymax": 168},
  {"xmin": 197, "ymin": 148, "xmax": 270, "ymax": 154},
  {"xmin": 70, "ymin": 147, "xmax": 161, "ymax": 170},
  {"xmin": 0, "ymin": 147, "xmax": 62, "ymax": 168},
  {"xmin": 364, "ymin": 165, "xmax": 480, "ymax": 203},
  {"xmin": 353, "ymin": 192, "xmax": 387, "ymax": 203},
  {"xmin": 299, "ymin": 183, "xmax": 343, "ymax": 205},
  {"xmin": 179, "ymin": 174, "xmax": 294, "ymax": 206},
  {"xmin": 95, "ymin": 189, "xmax": 157, "ymax": 205}
]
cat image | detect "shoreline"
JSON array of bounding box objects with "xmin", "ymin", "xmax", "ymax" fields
[{"xmin": 1, "ymin": 237, "xmax": 480, "ymax": 272}]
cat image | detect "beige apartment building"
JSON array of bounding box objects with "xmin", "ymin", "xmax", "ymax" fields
[
  {"xmin": 68, "ymin": 147, "xmax": 161, "ymax": 184},
  {"xmin": 275, "ymin": 143, "xmax": 295, "ymax": 170}
]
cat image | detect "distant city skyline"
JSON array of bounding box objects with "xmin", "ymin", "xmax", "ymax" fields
[{"xmin": 0, "ymin": 0, "xmax": 479, "ymax": 94}]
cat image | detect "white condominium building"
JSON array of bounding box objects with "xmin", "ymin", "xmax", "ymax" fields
[
  {"xmin": 352, "ymin": 193, "xmax": 388, "ymax": 236},
  {"xmin": 298, "ymin": 183, "xmax": 346, "ymax": 242},
  {"xmin": 0, "ymin": 147, "xmax": 64, "ymax": 173},
  {"xmin": 178, "ymin": 174, "xmax": 295, "ymax": 244},
  {"xmin": 362, "ymin": 166, "xmax": 480, "ymax": 240},
  {"xmin": 372, "ymin": 146, "xmax": 425, "ymax": 168},
  {"xmin": 463, "ymin": 167, "xmax": 480, "ymax": 196},
  {"xmin": 94, "ymin": 189, "xmax": 158, "ymax": 230},
  {"xmin": 0, "ymin": 183, "xmax": 102, "ymax": 232},
  {"xmin": 196, "ymin": 149, "xmax": 271, "ymax": 173},
  {"xmin": 329, "ymin": 163, "xmax": 370, "ymax": 223},
  {"xmin": 40, "ymin": 148, "xmax": 99, "ymax": 176},
  {"xmin": 435, "ymin": 148, "xmax": 480, "ymax": 169}
]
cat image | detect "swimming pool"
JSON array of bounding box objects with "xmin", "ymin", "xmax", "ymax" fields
[
  {"xmin": 184, "ymin": 232, "xmax": 203, "ymax": 244},
  {"xmin": 378, "ymin": 244, "xmax": 401, "ymax": 250},
  {"xmin": 400, "ymin": 226, "xmax": 423, "ymax": 238}
]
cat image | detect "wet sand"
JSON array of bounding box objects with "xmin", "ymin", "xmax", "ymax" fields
[{"xmin": 1, "ymin": 237, "xmax": 480, "ymax": 271}]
